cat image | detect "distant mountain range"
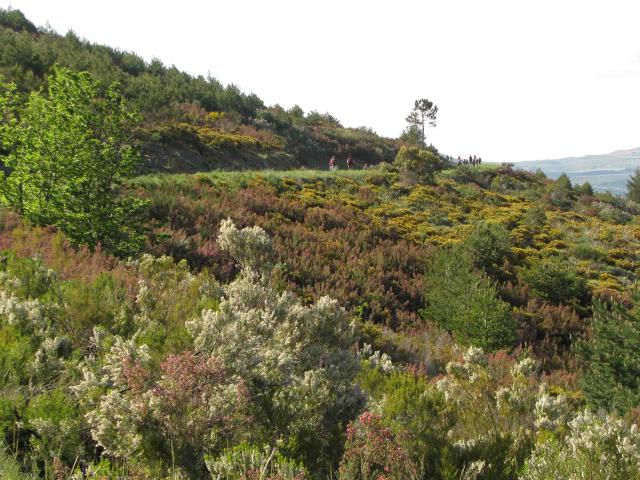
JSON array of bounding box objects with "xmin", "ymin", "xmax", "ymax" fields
[{"xmin": 517, "ymin": 147, "xmax": 640, "ymax": 195}]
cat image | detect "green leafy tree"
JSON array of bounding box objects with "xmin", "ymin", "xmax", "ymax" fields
[
  {"xmin": 577, "ymin": 295, "xmax": 640, "ymax": 413},
  {"xmin": 0, "ymin": 67, "xmax": 145, "ymax": 255},
  {"xmin": 394, "ymin": 146, "xmax": 442, "ymax": 184},
  {"xmin": 627, "ymin": 168, "xmax": 640, "ymax": 203},
  {"xmin": 421, "ymin": 248, "xmax": 516, "ymax": 351},
  {"xmin": 405, "ymin": 98, "xmax": 438, "ymax": 148}
]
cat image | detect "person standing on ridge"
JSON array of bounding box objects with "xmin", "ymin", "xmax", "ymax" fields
[
  {"xmin": 346, "ymin": 154, "xmax": 354, "ymax": 170},
  {"xmin": 329, "ymin": 155, "xmax": 336, "ymax": 171}
]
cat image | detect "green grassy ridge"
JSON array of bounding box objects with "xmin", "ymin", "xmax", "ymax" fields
[
  {"xmin": 440, "ymin": 162, "xmax": 500, "ymax": 175},
  {"xmin": 132, "ymin": 164, "xmax": 501, "ymax": 188},
  {"xmin": 131, "ymin": 168, "xmax": 382, "ymax": 188}
]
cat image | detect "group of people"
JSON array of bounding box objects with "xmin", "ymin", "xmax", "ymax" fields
[
  {"xmin": 457, "ymin": 155, "xmax": 482, "ymax": 167},
  {"xmin": 329, "ymin": 153, "xmax": 483, "ymax": 170},
  {"xmin": 329, "ymin": 154, "xmax": 354, "ymax": 171}
]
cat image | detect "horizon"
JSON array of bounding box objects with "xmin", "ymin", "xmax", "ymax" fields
[{"xmin": 3, "ymin": 0, "xmax": 640, "ymax": 162}]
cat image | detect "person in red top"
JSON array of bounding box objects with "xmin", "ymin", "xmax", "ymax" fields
[
  {"xmin": 346, "ymin": 154, "xmax": 354, "ymax": 170},
  {"xmin": 329, "ymin": 155, "xmax": 336, "ymax": 171}
]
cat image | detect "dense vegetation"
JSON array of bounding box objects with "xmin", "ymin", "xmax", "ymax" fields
[
  {"xmin": 0, "ymin": 8, "xmax": 398, "ymax": 173},
  {"xmin": 3, "ymin": 7, "xmax": 640, "ymax": 480},
  {"xmin": 3, "ymin": 160, "xmax": 640, "ymax": 478}
]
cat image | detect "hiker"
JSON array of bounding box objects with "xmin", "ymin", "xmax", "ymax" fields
[
  {"xmin": 346, "ymin": 155, "xmax": 354, "ymax": 170},
  {"xmin": 329, "ymin": 155, "xmax": 336, "ymax": 171}
]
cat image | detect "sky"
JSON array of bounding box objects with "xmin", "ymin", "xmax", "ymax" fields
[{"xmin": 3, "ymin": 0, "xmax": 640, "ymax": 162}]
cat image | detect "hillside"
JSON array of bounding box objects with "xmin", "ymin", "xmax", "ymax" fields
[
  {"xmin": 518, "ymin": 146, "xmax": 640, "ymax": 194},
  {"xmin": 3, "ymin": 7, "xmax": 640, "ymax": 480},
  {"xmin": 0, "ymin": 8, "xmax": 399, "ymax": 173},
  {"xmin": 4, "ymin": 158, "xmax": 640, "ymax": 477}
]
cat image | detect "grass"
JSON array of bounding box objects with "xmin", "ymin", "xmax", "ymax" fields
[
  {"xmin": 0, "ymin": 449, "xmax": 34, "ymax": 480},
  {"xmin": 131, "ymin": 168, "xmax": 379, "ymax": 189},
  {"xmin": 439, "ymin": 162, "xmax": 500, "ymax": 177}
]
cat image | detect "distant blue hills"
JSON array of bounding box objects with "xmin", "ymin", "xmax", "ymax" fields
[{"xmin": 516, "ymin": 147, "xmax": 640, "ymax": 195}]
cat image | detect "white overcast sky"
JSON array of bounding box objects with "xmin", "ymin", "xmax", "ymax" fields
[{"xmin": 3, "ymin": 0, "xmax": 640, "ymax": 162}]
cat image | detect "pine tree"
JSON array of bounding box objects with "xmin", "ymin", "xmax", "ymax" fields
[
  {"xmin": 577, "ymin": 295, "xmax": 640, "ymax": 413},
  {"xmin": 577, "ymin": 182, "xmax": 594, "ymax": 196},
  {"xmin": 421, "ymin": 247, "xmax": 516, "ymax": 351},
  {"xmin": 556, "ymin": 173, "xmax": 572, "ymax": 191},
  {"xmin": 627, "ymin": 168, "xmax": 640, "ymax": 203},
  {"xmin": 405, "ymin": 99, "xmax": 438, "ymax": 148}
]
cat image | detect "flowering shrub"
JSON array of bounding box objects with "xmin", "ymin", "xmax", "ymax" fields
[
  {"xmin": 74, "ymin": 332, "xmax": 247, "ymax": 476},
  {"xmin": 338, "ymin": 412, "xmax": 419, "ymax": 480},
  {"xmin": 216, "ymin": 218, "xmax": 274, "ymax": 272},
  {"xmin": 187, "ymin": 269, "xmax": 364, "ymax": 470},
  {"xmin": 523, "ymin": 411, "xmax": 640, "ymax": 479},
  {"xmin": 132, "ymin": 253, "xmax": 221, "ymax": 352},
  {"xmin": 394, "ymin": 146, "xmax": 442, "ymax": 185},
  {"xmin": 206, "ymin": 443, "xmax": 308, "ymax": 480},
  {"xmin": 435, "ymin": 347, "xmax": 540, "ymax": 478}
]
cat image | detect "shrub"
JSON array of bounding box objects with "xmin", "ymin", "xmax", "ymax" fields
[
  {"xmin": 521, "ymin": 257, "xmax": 589, "ymax": 309},
  {"xmin": 357, "ymin": 365, "xmax": 452, "ymax": 478},
  {"xmin": 187, "ymin": 271, "xmax": 364, "ymax": 471},
  {"xmin": 393, "ymin": 147, "xmax": 442, "ymax": 184},
  {"xmin": 206, "ymin": 443, "xmax": 308, "ymax": 480},
  {"xmin": 187, "ymin": 222, "xmax": 364, "ymax": 472},
  {"xmin": 518, "ymin": 300, "xmax": 585, "ymax": 372},
  {"xmin": 338, "ymin": 412, "xmax": 419, "ymax": 480},
  {"xmin": 435, "ymin": 348, "xmax": 541, "ymax": 479},
  {"xmin": 463, "ymin": 221, "xmax": 512, "ymax": 278},
  {"xmin": 522, "ymin": 411, "xmax": 640, "ymax": 480},
  {"xmin": 577, "ymin": 296, "xmax": 640, "ymax": 413},
  {"xmin": 422, "ymin": 248, "xmax": 516, "ymax": 351},
  {"xmin": 216, "ymin": 218, "xmax": 274, "ymax": 272}
]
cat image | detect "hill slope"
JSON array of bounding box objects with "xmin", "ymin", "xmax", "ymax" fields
[
  {"xmin": 0, "ymin": 8, "xmax": 399, "ymax": 173},
  {"xmin": 2, "ymin": 163, "xmax": 640, "ymax": 477},
  {"xmin": 518, "ymin": 147, "xmax": 640, "ymax": 194}
]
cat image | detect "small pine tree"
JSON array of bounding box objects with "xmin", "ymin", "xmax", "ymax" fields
[
  {"xmin": 556, "ymin": 173, "xmax": 572, "ymax": 191},
  {"xmin": 577, "ymin": 182, "xmax": 594, "ymax": 197},
  {"xmin": 421, "ymin": 248, "xmax": 516, "ymax": 351},
  {"xmin": 577, "ymin": 295, "xmax": 640, "ymax": 414},
  {"xmin": 463, "ymin": 221, "xmax": 512, "ymax": 279},
  {"xmin": 627, "ymin": 168, "xmax": 640, "ymax": 203}
]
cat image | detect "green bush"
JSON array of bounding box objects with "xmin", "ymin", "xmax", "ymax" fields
[
  {"xmin": 422, "ymin": 248, "xmax": 516, "ymax": 351},
  {"xmin": 393, "ymin": 146, "xmax": 442, "ymax": 184},
  {"xmin": 358, "ymin": 365, "xmax": 452, "ymax": 478},
  {"xmin": 577, "ymin": 296, "xmax": 640, "ymax": 413},
  {"xmin": 463, "ymin": 221, "xmax": 512, "ymax": 278},
  {"xmin": 521, "ymin": 257, "xmax": 589, "ymax": 309}
]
